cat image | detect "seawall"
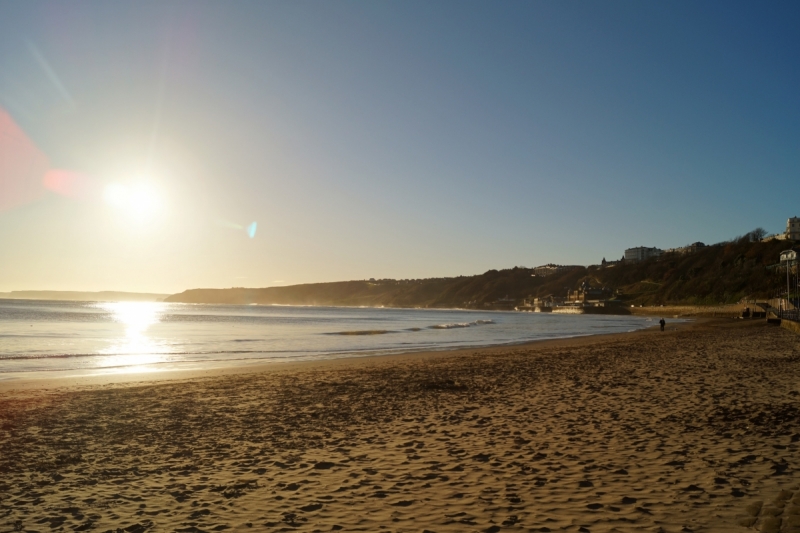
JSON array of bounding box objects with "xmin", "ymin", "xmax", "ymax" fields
[{"xmin": 781, "ymin": 319, "xmax": 800, "ymax": 335}]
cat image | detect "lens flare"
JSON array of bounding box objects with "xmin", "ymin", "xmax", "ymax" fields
[
  {"xmin": 44, "ymin": 169, "xmax": 94, "ymax": 199},
  {"xmin": 217, "ymin": 219, "xmax": 258, "ymax": 238},
  {"xmin": 0, "ymin": 108, "xmax": 49, "ymax": 211}
]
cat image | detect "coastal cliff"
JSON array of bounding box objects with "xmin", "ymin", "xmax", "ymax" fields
[{"xmin": 166, "ymin": 237, "xmax": 792, "ymax": 308}]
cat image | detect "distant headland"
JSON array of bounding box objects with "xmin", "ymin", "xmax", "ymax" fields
[
  {"xmin": 0, "ymin": 291, "xmax": 168, "ymax": 302},
  {"xmin": 166, "ymin": 228, "xmax": 798, "ymax": 310}
]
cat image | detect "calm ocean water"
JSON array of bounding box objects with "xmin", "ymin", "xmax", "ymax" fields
[{"xmin": 0, "ymin": 299, "xmax": 655, "ymax": 377}]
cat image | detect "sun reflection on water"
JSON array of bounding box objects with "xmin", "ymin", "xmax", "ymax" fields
[{"xmin": 97, "ymin": 301, "xmax": 169, "ymax": 368}]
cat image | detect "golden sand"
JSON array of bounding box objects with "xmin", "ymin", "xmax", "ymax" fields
[{"xmin": 1, "ymin": 319, "xmax": 799, "ymax": 533}]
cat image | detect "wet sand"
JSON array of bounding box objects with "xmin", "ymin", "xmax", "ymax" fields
[{"xmin": 1, "ymin": 319, "xmax": 800, "ymax": 532}]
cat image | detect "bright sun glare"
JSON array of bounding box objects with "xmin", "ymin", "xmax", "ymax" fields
[
  {"xmin": 97, "ymin": 301, "xmax": 167, "ymax": 368},
  {"xmin": 103, "ymin": 181, "xmax": 163, "ymax": 221}
]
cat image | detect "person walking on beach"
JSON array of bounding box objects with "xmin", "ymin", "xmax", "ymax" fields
[{"xmin": 659, "ymin": 318, "xmax": 666, "ymax": 331}]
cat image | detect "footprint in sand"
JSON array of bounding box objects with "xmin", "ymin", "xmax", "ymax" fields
[
  {"xmin": 738, "ymin": 486, "xmax": 800, "ymax": 532},
  {"xmin": 299, "ymin": 502, "xmax": 323, "ymax": 512}
]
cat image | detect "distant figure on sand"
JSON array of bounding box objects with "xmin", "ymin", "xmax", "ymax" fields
[{"xmin": 659, "ymin": 318, "xmax": 665, "ymax": 331}]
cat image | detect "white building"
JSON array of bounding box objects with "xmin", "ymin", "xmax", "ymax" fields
[
  {"xmin": 663, "ymin": 242, "xmax": 706, "ymax": 255},
  {"xmin": 533, "ymin": 264, "xmax": 581, "ymax": 277},
  {"xmin": 624, "ymin": 246, "xmax": 663, "ymax": 262},
  {"xmin": 787, "ymin": 217, "xmax": 800, "ymax": 241}
]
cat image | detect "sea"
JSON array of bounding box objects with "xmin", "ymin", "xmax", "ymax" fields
[{"xmin": 0, "ymin": 299, "xmax": 657, "ymax": 378}]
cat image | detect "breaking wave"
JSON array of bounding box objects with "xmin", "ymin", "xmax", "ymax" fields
[
  {"xmin": 328, "ymin": 330, "xmax": 393, "ymax": 336},
  {"xmin": 429, "ymin": 319, "xmax": 495, "ymax": 329}
]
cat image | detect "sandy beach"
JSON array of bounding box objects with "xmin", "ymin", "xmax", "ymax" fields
[{"xmin": 2, "ymin": 319, "xmax": 800, "ymax": 533}]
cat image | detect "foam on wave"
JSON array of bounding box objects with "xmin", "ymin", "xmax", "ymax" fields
[{"xmin": 429, "ymin": 319, "xmax": 495, "ymax": 330}]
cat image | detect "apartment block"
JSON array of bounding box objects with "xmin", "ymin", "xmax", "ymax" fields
[{"xmin": 624, "ymin": 246, "xmax": 663, "ymax": 262}]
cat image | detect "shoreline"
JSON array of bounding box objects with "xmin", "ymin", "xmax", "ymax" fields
[
  {"xmin": 0, "ymin": 303, "xmax": 658, "ymax": 385},
  {"xmin": 0, "ymin": 316, "xmax": 691, "ymax": 393}
]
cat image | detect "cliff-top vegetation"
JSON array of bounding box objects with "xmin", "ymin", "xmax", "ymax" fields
[{"xmin": 165, "ymin": 234, "xmax": 795, "ymax": 308}]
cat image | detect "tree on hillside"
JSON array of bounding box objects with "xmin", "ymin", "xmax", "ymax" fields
[{"xmin": 748, "ymin": 227, "xmax": 768, "ymax": 242}]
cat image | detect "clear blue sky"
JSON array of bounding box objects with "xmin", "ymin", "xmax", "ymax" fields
[{"xmin": 0, "ymin": 1, "xmax": 798, "ymax": 293}]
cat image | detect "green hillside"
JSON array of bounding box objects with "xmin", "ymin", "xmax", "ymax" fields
[
  {"xmin": 591, "ymin": 237, "xmax": 792, "ymax": 305},
  {"xmin": 165, "ymin": 236, "xmax": 794, "ymax": 308}
]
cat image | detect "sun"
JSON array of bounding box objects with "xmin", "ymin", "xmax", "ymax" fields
[{"xmin": 103, "ymin": 181, "xmax": 163, "ymax": 221}]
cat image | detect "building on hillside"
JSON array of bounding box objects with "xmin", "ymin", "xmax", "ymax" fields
[
  {"xmin": 567, "ymin": 287, "xmax": 610, "ymax": 303},
  {"xmin": 566, "ymin": 280, "xmax": 612, "ymax": 304},
  {"xmin": 624, "ymin": 246, "xmax": 663, "ymax": 262},
  {"xmin": 787, "ymin": 217, "xmax": 800, "ymax": 241},
  {"xmin": 518, "ymin": 294, "xmax": 565, "ymax": 312},
  {"xmin": 779, "ymin": 248, "xmax": 799, "ymax": 265},
  {"xmin": 664, "ymin": 242, "xmax": 706, "ymax": 255},
  {"xmin": 532, "ymin": 264, "xmax": 581, "ymax": 277},
  {"xmin": 684, "ymin": 241, "xmax": 706, "ymax": 254},
  {"xmin": 600, "ymin": 257, "xmax": 622, "ymax": 268}
]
